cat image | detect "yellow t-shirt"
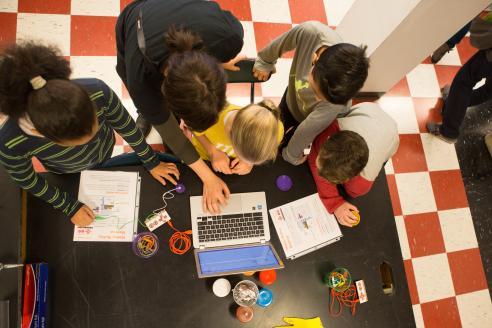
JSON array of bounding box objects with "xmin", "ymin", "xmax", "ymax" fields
[{"xmin": 191, "ymin": 103, "xmax": 284, "ymax": 161}]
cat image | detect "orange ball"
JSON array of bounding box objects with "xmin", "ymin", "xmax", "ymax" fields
[{"xmin": 259, "ymin": 269, "xmax": 277, "ymax": 285}]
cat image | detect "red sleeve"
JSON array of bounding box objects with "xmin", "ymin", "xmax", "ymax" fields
[
  {"xmin": 307, "ymin": 122, "xmax": 344, "ymax": 214},
  {"xmin": 344, "ymin": 175, "xmax": 374, "ymax": 198}
]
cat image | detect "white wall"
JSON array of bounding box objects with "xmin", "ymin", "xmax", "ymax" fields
[{"xmin": 336, "ymin": 0, "xmax": 491, "ymax": 93}]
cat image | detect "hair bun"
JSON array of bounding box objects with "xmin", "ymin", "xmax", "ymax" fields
[{"xmin": 165, "ymin": 26, "xmax": 204, "ymax": 53}]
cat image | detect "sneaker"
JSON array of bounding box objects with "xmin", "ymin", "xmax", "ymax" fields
[
  {"xmin": 485, "ymin": 134, "xmax": 492, "ymax": 157},
  {"xmin": 431, "ymin": 43, "xmax": 451, "ymax": 64},
  {"xmin": 426, "ymin": 122, "xmax": 458, "ymax": 144},
  {"xmin": 136, "ymin": 114, "xmax": 152, "ymax": 138}
]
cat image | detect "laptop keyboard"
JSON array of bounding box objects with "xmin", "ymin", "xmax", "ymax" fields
[{"xmin": 197, "ymin": 212, "xmax": 265, "ymax": 243}]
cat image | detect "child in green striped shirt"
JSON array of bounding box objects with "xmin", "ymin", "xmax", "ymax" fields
[{"xmin": 0, "ymin": 42, "xmax": 179, "ymax": 227}]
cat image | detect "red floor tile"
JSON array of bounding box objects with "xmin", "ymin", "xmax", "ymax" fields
[
  {"xmin": 386, "ymin": 174, "xmax": 402, "ymax": 216},
  {"xmin": 420, "ymin": 297, "xmax": 461, "ymax": 328},
  {"xmin": 288, "ymin": 0, "xmax": 327, "ymax": 24},
  {"xmin": 447, "ymin": 248, "xmax": 488, "ymax": 295},
  {"xmin": 429, "ymin": 170, "xmax": 469, "ymax": 211},
  {"xmin": 120, "ymin": 0, "xmax": 134, "ymax": 12},
  {"xmin": 412, "ymin": 98, "xmax": 443, "ymax": 133},
  {"xmin": 32, "ymin": 157, "xmax": 46, "ymax": 173},
  {"xmin": 214, "ymin": 0, "xmax": 252, "ymax": 21},
  {"xmin": 71, "ymin": 16, "xmax": 117, "ymax": 56},
  {"xmin": 456, "ymin": 36, "xmax": 477, "ymax": 65},
  {"xmin": 226, "ymin": 82, "xmax": 262, "ymax": 98},
  {"xmin": 403, "ymin": 259, "xmax": 420, "ymax": 305},
  {"xmin": 391, "ymin": 134, "xmax": 428, "ymax": 173},
  {"xmin": 434, "ymin": 65, "xmax": 461, "ymax": 89},
  {"xmin": 115, "ymin": 133, "xmax": 124, "ymax": 145},
  {"xmin": 150, "ymin": 144, "xmax": 166, "ymax": 153},
  {"xmin": 404, "ymin": 212, "xmax": 446, "ymax": 258},
  {"xmin": 253, "ymin": 22, "xmax": 294, "ymax": 58},
  {"xmin": 122, "ymin": 83, "xmax": 130, "ymax": 99},
  {"xmin": 0, "ymin": 13, "xmax": 17, "ymax": 51},
  {"xmin": 385, "ymin": 77, "xmax": 411, "ymax": 97},
  {"xmin": 421, "ymin": 55, "xmax": 432, "ymax": 64},
  {"xmin": 18, "ymin": 0, "xmax": 71, "ymax": 14}
]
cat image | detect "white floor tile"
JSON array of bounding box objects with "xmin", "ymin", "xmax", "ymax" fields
[
  {"xmin": 412, "ymin": 304, "xmax": 425, "ymax": 328},
  {"xmin": 146, "ymin": 127, "xmax": 163, "ymax": 145},
  {"xmin": 378, "ymin": 96, "xmax": 419, "ymax": 134},
  {"xmin": 250, "ymin": 0, "xmax": 291, "ymax": 24},
  {"xmin": 70, "ymin": 56, "xmax": 122, "ymax": 98},
  {"xmin": 412, "ymin": 254, "xmax": 455, "ymax": 303},
  {"xmin": 240, "ymin": 21, "xmax": 257, "ymax": 58},
  {"xmin": 71, "ymin": 0, "xmax": 119, "ymax": 17},
  {"xmin": 260, "ymin": 58, "xmax": 292, "ymax": 97},
  {"xmin": 121, "ymin": 98, "xmax": 137, "ymax": 119},
  {"xmin": 456, "ymin": 290, "xmax": 492, "ymax": 328},
  {"xmin": 439, "ymin": 208, "xmax": 478, "ymax": 253},
  {"xmin": 16, "ymin": 13, "xmax": 71, "ymax": 55},
  {"xmin": 384, "ymin": 158, "xmax": 394, "ymax": 175},
  {"xmin": 111, "ymin": 145, "xmax": 124, "ymax": 158},
  {"xmin": 228, "ymin": 96, "xmax": 264, "ymax": 107},
  {"xmin": 395, "ymin": 215, "xmax": 411, "ymax": 260},
  {"xmin": 420, "ymin": 133, "xmax": 460, "ymax": 171},
  {"xmin": 323, "ymin": 0, "xmax": 355, "ymax": 26},
  {"xmin": 406, "ymin": 64, "xmax": 441, "ymax": 98},
  {"xmin": 395, "ymin": 172, "xmax": 437, "ymax": 215},
  {"xmin": 435, "ymin": 46, "xmax": 462, "ymax": 66},
  {"xmin": 0, "ymin": 0, "xmax": 17, "ymax": 12}
]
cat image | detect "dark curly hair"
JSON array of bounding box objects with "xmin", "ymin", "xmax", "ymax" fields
[
  {"xmin": 0, "ymin": 41, "xmax": 95, "ymax": 142},
  {"xmin": 312, "ymin": 43, "xmax": 369, "ymax": 105},
  {"xmin": 161, "ymin": 26, "xmax": 226, "ymax": 132}
]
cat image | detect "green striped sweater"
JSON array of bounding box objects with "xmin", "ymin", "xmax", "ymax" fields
[{"xmin": 0, "ymin": 78, "xmax": 159, "ymax": 218}]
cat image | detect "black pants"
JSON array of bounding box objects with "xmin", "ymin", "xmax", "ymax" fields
[
  {"xmin": 442, "ymin": 50, "xmax": 492, "ymax": 139},
  {"xmin": 279, "ymin": 88, "xmax": 301, "ymax": 146}
]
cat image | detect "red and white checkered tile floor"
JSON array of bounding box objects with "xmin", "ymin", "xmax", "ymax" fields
[{"xmin": 1, "ymin": 0, "xmax": 491, "ymax": 326}]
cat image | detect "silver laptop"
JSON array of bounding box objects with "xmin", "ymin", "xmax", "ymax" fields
[{"xmin": 190, "ymin": 192, "xmax": 284, "ymax": 278}]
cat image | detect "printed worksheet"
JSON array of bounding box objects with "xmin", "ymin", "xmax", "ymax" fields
[
  {"xmin": 74, "ymin": 170, "xmax": 140, "ymax": 242},
  {"xmin": 269, "ymin": 194, "xmax": 342, "ymax": 259}
]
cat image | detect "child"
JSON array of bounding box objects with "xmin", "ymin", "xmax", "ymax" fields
[
  {"xmin": 0, "ymin": 42, "xmax": 179, "ymax": 227},
  {"xmin": 190, "ymin": 100, "xmax": 284, "ymax": 175},
  {"xmin": 253, "ymin": 21, "xmax": 369, "ymax": 166},
  {"xmin": 308, "ymin": 102, "xmax": 399, "ymax": 227}
]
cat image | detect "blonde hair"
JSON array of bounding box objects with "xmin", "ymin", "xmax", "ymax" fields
[{"xmin": 230, "ymin": 100, "xmax": 282, "ymax": 164}]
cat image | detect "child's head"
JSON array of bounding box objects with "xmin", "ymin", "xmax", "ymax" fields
[
  {"xmin": 229, "ymin": 100, "xmax": 282, "ymax": 165},
  {"xmin": 0, "ymin": 42, "xmax": 97, "ymax": 145},
  {"xmin": 310, "ymin": 43, "xmax": 369, "ymax": 105},
  {"xmin": 316, "ymin": 131, "xmax": 369, "ymax": 184},
  {"xmin": 162, "ymin": 26, "xmax": 226, "ymax": 132}
]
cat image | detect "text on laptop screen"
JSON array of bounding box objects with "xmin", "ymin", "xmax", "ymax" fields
[{"xmin": 198, "ymin": 245, "xmax": 279, "ymax": 274}]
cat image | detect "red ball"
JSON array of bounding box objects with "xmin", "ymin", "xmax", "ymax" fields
[{"xmin": 259, "ymin": 269, "xmax": 277, "ymax": 285}]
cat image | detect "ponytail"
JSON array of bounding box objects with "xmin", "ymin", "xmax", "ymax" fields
[{"xmin": 0, "ymin": 41, "xmax": 95, "ymax": 142}]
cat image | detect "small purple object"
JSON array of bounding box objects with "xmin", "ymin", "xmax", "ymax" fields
[
  {"xmin": 175, "ymin": 183, "xmax": 186, "ymax": 194},
  {"xmin": 276, "ymin": 175, "xmax": 293, "ymax": 192}
]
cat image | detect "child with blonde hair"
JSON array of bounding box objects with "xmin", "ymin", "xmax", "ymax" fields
[{"xmin": 191, "ymin": 100, "xmax": 284, "ymax": 175}]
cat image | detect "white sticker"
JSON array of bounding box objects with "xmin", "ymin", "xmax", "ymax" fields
[
  {"xmin": 355, "ymin": 280, "xmax": 368, "ymax": 303},
  {"xmin": 145, "ymin": 209, "xmax": 171, "ymax": 231}
]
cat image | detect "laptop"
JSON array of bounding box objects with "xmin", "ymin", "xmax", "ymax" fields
[{"xmin": 190, "ymin": 192, "xmax": 284, "ymax": 278}]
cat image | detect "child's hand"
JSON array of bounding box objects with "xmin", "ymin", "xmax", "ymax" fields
[
  {"xmin": 150, "ymin": 162, "xmax": 180, "ymax": 185},
  {"xmin": 211, "ymin": 149, "xmax": 232, "ymax": 174},
  {"xmin": 222, "ymin": 54, "xmax": 247, "ymax": 71},
  {"xmin": 202, "ymin": 175, "xmax": 230, "ymax": 214},
  {"xmin": 253, "ymin": 68, "xmax": 272, "ymax": 81},
  {"xmin": 230, "ymin": 158, "xmax": 253, "ymax": 175},
  {"xmin": 334, "ymin": 202, "xmax": 359, "ymax": 227},
  {"xmin": 71, "ymin": 205, "xmax": 95, "ymax": 227}
]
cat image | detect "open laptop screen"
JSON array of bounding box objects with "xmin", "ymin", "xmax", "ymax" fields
[{"xmin": 195, "ymin": 244, "xmax": 283, "ymax": 277}]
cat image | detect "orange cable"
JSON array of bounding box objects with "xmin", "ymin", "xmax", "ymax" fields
[
  {"xmin": 329, "ymin": 283, "xmax": 359, "ymax": 317},
  {"xmin": 166, "ymin": 220, "xmax": 192, "ymax": 255}
]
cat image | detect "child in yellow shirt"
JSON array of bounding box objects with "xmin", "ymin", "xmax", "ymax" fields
[{"xmin": 191, "ymin": 100, "xmax": 284, "ymax": 175}]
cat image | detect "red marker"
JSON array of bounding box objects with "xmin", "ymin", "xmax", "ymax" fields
[{"xmin": 259, "ymin": 269, "xmax": 277, "ymax": 285}]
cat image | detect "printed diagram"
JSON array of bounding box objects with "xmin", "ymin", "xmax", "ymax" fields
[
  {"xmin": 93, "ymin": 196, "xmax": 115, "ymax": 214},
  {"xmin": 91, "ymin": 196, "xmax": 133, "ymax": 230},
  {"xmin": 293, "ymin": 204, "xmax": 315, "ymax": 236}
]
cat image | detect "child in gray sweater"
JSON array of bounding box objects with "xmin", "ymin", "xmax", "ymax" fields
[{"xmin": 253, "ymin": 21, "xmax": 369, "ymax": 165}]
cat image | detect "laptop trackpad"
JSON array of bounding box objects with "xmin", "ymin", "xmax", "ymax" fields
[{"xmin": 220, "ymin": 194, "xmax": 243, "ymax": 213}]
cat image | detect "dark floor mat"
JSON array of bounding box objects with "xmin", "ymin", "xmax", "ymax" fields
[{"xmin": 455, "ymin": 100, "xmax": 492, "ymax": 297}]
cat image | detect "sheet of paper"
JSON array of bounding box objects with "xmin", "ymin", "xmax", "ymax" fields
[
  {"xmin": 74, "ymin": 170, "xmax": 140, "ymax": 242},
  {"xmin": 269, "ymin": 193, "xmax": 342, "ymax": 259}
]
